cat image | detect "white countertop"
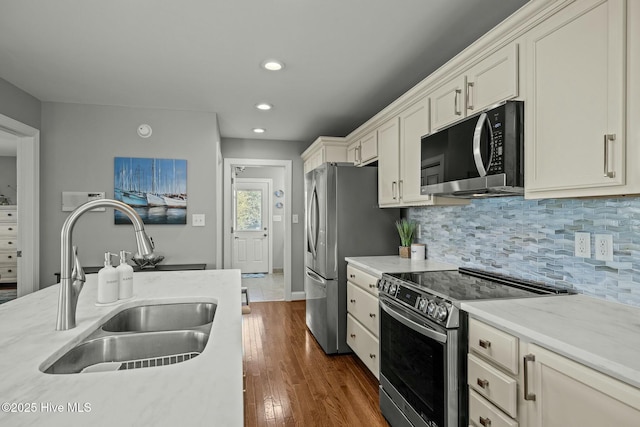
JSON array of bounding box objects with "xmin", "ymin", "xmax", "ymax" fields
[
  {"xmin": 0, "ymin": 269, "xmax": 243, "ymax": 427},
  {"xmin": 345, "ymin": 255, "xmax": 457, "ymax": 277},
  {"xmin": 462, "ymin": 294, "xmax": 640, "ymax": 389}
]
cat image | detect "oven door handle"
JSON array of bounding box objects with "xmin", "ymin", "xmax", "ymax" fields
[{"xmin": 380, "ymin": 299, "xmax": 448, "ymax": 344}]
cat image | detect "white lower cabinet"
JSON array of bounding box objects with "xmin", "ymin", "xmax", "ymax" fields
[
  {"xmin": 346, "ymin": 263, "xmax": 381, "ymax": 379},
  {"xmin": 468, "ymin": 317, "xmax": 640, "ymax": 427},
  {"xmin": 346, "ymin": 313, "xmax": 379, "ymax": 378},
  {"xmin": 468, "ymin": 319, "xmax": 520, "ymax": 427},
  {"xmin": 522, "ymin": 343, "xmax": 640, "ymax": 427}
]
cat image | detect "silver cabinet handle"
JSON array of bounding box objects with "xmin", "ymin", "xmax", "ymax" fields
[
  {"xmin": 399, "ymin": 180, "xmax": 404, "ymax": 199},
  {"xmin": 369, "ymin": 313, "xmax": 376, "ymax": 318},
  {"xmin": 350, "ymin": 333, "xmax": 356, "ymax": 338},
  {"xmin": 368, "ymin": 284, "xmax": 376, "ymax": 289},
  {"xmin": 479, "ymin": 416, "xmax": 491, "ymax": 427},
  {"xmin": 369, "ymin": 353, "xmax": 376, "ymax": 359},
  {"xmin": 350, "ymin": 299, "xmax": 356, "ymax": 303},
  {"xmin": 479, "ymin": 339, "xmax": 491, "ymax": 349},
  {"xmin": 523, "ymin": 354, "xmax": 537, "ymax": 401},
  {"xmin": 467, "ymin": 82, "xmax": 474, "ymax": 110},
  {"xmin": 454, "ymin": 89, "xmax": 462, "ymax": 115},
  {"xmin": 477, "ymin": 378, "xmax": 489, "ymax": 389},
  {"xmin": 604, "ymin": 134, "xmax": 616, "ymax": 178}
]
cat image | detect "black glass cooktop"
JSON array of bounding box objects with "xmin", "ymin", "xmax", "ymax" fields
[{"xmin": 386, "ymin": 268, "xmax": 574, "ymax": 302}]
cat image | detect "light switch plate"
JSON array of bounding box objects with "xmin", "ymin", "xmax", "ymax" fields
[{"xmin": 192, "ymin": 214, "xmax": 205, "ymax": 227}]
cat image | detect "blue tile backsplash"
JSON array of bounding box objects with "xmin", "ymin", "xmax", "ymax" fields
[{"xmin": 407, "ymin": 197, "xmax": 640, "ymax": 308}]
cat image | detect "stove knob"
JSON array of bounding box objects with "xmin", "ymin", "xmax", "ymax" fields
[
  {"xmin": 435, "ymin": 304, "xmax": 448, "ymax": 322},
  {"xmin": 389, "ymin": 284, "xmax": 397, "ymax": 295},
  {"xmin": 427, "ymin": 301, "xmax": 437, "ymax": 317},
  {"xmin": 418, "ymin": 298, "xmax": 427, "ymax": 312},
  {"xmin": 382, "ymin": 282, "xmax": 390, "ymax": 293}
]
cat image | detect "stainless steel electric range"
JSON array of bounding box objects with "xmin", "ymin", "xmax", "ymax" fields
[{"xmin": 377, "ymin": 268, "xmax": 575, "ymax": 427}]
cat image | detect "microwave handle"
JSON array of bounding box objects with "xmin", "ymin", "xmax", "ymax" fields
[{"xmin": 472, "ymin": 112, "xmax": 494, "ymax": 177}]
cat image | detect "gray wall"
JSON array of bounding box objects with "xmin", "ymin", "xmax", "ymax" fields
[
  {"xmin": 0, "ymin": 156, "xmax": 17, "ymax": 204},
  {"xmin": 0, "ymin": 77, "xmax": 41, "ymax": 129},
  {"xmin": 40, "ymin": 102, "xmax": 220, "ymax": 286},
  {"xmin": 238, "ymin": 166, "xmax": 285, "ymax": 270},
  {"xmin": 221, "ymin": 138, "xmax": 311, "ymax": 293}
]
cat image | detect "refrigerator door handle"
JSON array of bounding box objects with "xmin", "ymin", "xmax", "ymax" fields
[
  {"xmin": 307, "ymin": 182, "xmax": 319, "ymax": 258},
  {"xmin": 305, "ymin": 269, "xmax": 327, "ymax": 286}
]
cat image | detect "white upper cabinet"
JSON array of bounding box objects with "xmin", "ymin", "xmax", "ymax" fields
[
  {"xmin": 301, "ymin": 136, "xmax": 348, "ymax": 173},
  {"xmin": 377, "ymin": 117, "xmax": 401, "ymax": 206},
  {"xmin": 398, "ymin": 97, "xmax": 433, "ymax": 203},
  {"xmin": 348, "ymin": 130, "xmax": 378, "ymax": 166},
  {"xmin": 524, "ymin": 0, "xmax": 627, "ymax": 197},
  {"xmin": 430, "ymin": 75, "xmax": 467, "ymax": 132},
  {"xmin": 430, "ymin": 43, "xmax": 519, "ymax": 131}
]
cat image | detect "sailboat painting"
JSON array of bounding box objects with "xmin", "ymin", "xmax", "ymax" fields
[{"xmin": 114, "ymin": 157, "xmax": 187, "ymax": 225}]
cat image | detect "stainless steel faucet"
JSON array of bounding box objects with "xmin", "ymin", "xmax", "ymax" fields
[{"xmin": 56, "ymin": 198, "xmax": 159, "ymax": 330}]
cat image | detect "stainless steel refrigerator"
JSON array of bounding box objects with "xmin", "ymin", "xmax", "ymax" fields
[{"xmin": 305, "ymin": 162, "xmax": 399, "ymax": 354}]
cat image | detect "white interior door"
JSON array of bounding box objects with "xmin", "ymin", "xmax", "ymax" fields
[{"xmin": 232, "ymin": 179, "xmax": 271, "ymax": 273}]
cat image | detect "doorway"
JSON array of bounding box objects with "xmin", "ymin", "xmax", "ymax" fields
[
  {"xmin": 0, "ymin": 114, "xmax": 40, "ymax": 298},
  {"xmin": 232, "ymin": 178, "xmax": 272, "ymax": 274},
  {"xmin": 223, "ymin": 158, "xmax": 292, "ymax": 301}
]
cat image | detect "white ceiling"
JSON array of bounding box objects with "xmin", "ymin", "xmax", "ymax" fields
[{"xmin": 0, "ymin": 0, "xmax": 528, "ymax": 143}]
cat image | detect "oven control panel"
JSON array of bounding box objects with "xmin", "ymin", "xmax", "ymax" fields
[{"xmin": 378, "ymin": 275, "xmax": 455, "ymax": 327}]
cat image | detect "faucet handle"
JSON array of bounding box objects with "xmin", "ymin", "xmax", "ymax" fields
[{"xmin": 71, "ymin": 245, "xmax": 85, "ymax": 283}]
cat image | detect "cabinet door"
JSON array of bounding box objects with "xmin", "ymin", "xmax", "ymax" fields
[
  {"xmin": 346, "ymin": 313, "xmax": 380, "ymax": 379},
  {"xmin": 466, "ymin": 43, "xmax": 518, "ymax": 114},
  {"xmin": 347, "ymin": 141, "xmax": 359, "ymax": 165},
  {"xmin": 430, "ymin": 75, "xmax": 466, "ymax": 131},
  {"xmin": 399, "ymin": 96, "xmax": 433, "ymax": 204},
  {"xmin": 525, "ymin": 343, "xmax": 640, "ymax": 427},
  {"xmin": 377, "ymin": 117, "xmax": 401, "ymax": 206},
  {"xmin": 524, "ymin": 0, "xmax": 626, "ymax": 195},
  {"xmin": 359, "ymin": 131, "xmax": 378, "ymax": 164}
]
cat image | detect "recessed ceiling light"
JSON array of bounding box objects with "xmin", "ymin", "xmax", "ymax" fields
[
  {"xmin": 262, "ymin": 60, "xmax": 284, "ymax": 71},
  {"xmin": 253, "ymin": 128, "xmax": 266, "ymax": 134},
  {"xmin": 255, "ymin": 103, "xmax": 272, "ymax": 111}
]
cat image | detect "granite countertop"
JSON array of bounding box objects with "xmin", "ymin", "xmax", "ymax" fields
[
  {"xmin": 462, "ymin": 294, "xmax": 640, "ymax": 389},
  {"xmin": 0, "ymin": 270, "xmax": 243, "ymax": 426},
  {"xmin": 345, "ymin": 255, "xmax": 458, "ymax": 277}
]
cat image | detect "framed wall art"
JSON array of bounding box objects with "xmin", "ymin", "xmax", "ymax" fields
[{"xmin": 114, "ymin": 157, "xmax": 187, "ymax": 225}]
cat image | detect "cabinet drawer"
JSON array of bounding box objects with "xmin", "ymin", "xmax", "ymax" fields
[
  {"xmin": 347, "ymin": 282, "xmax": 379, "ymax": 336},
  {"xmin": 0, "ymin": 239, "xmax": 17, "ymax": 251},
  {"xmin": 0, "ymin": 209, "xmax": 16, "ymax": 223},
  {"xmin": 0, "ymin": 266, "xmax": 17, "ymax": 280},
  {"xmin": 346, "ymin": 264, "xmax": 380, "ymax": 296},
  {"xmin": 0, "ymin": 224, "xmax": 17, "ymax": 236},
  {"xmin": 0, "ymin": 251, "xmax": 17, "ymax": 264},
  {"xmin": 468, "ymin": 353, "xmax": 517, "ymax": 418},
  {"xmin": 469, "ymin": 389, "xmax": 518, "ymax": 427},
  {"xmin": 346, "ymin": 313, "xmax": 379, "ymax": 379},
  {"xmin": 469, "ymin": 318, "xmax": 519, "ymax": 374}
]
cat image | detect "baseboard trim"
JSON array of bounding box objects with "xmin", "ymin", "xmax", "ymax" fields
[
  {"xmin": 272, "ymin": 268, "xmax": 284, "ymax": 274},
  {"xmin": 291, "ymin": 291, "xmax": 306, "ymax": 301}
]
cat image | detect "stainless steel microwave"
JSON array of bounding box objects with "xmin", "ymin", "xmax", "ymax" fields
[{"xmin": 420, "ymin": 100, "xmax": 524, "ymax": 198}]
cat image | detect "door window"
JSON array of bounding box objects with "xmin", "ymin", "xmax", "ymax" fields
[{"xmin": 235, "ymin": 189, "xmax": 263, "ymax": 231}]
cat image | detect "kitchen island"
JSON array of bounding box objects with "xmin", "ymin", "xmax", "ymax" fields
[{"xmin": 0, "ymin": 269, "xmax": 243, "ymax": 427}]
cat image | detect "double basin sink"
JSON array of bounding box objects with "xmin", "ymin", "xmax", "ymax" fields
[{"xmin": 42, "ymin": 302, "xmax": 216, "ymax": 374}]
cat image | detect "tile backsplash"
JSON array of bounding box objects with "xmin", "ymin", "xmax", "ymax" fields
[{"xmin": 407, "ymin": 197, "xmax": 640, "ymax": 308}]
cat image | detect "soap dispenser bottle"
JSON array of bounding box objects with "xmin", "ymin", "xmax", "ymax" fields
[
  {"xmin": 116, "ymin": 250, "xmax": 134, "ymax": 300},
  {"xmin": 97, "ymin": 252, "xmax": 119, "ymax": 304}
]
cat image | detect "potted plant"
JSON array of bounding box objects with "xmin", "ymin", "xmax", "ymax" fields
[{"xmin": 395, "ymin": 218, "xmax": 417, "ymax": 258}]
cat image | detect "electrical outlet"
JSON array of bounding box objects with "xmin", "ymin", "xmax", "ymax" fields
[
  {"xmin": 595, "ymin": 234, "xmax": 613, "ymax": 261},
  {"xmin": 575, "ymin": 232, "xmax": 591, "ymax": 258}
]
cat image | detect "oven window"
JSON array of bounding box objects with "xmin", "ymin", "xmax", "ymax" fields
[{"xmin": 380, "ymin": 307, "xmax": 445, "ymax": 427}]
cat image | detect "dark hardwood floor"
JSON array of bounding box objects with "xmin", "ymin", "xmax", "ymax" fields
[{"xmin": 242, "ymin": 301, "xmax": 389, "ymax": 427}]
